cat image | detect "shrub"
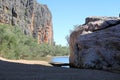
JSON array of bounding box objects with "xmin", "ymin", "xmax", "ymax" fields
[{"xmin": 0, "ymin": 24, "xmax": 69, "ymax": 60}]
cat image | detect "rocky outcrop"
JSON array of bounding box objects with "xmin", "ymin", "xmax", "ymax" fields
[
  {"xmin": 69, "ymin": 16, "xmax": 120, "ymax": 72},
  {"xmin": 0, "ymin": 0, "xmax": 53, "ymax": 45}
]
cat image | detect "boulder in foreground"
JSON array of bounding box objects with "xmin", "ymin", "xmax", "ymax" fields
[{"xmin": 69, "ymin": 16, "xmax": 120, "ymax": 72}]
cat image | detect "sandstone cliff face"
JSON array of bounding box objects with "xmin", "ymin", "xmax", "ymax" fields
[
  {"xmin": 0, "ymin": 0, "xmax": 53, "ymax": 45},
  {"xmin": 69, "ymin": 16, "xmax": 120, "ymax": 72}
]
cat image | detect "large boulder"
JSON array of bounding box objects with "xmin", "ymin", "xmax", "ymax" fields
[
  {"xmin": 0, "ymin": 0, "xmax": 54, "ymax": 45},
  {"xmin": 69, "ymin": 16, "xmax": 120, "ymax": 72}
]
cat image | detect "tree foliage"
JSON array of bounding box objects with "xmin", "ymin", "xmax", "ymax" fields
[{"xmin": 0, "ymin": 24, "xmax": 69, "ymax": 60}]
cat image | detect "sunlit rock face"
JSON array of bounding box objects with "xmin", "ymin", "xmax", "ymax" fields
[
  {"xmin": 69, "ymin": 16, "xmax": 120, "ymax": 72},
  {"xmin": 0, "ymin": 0, "xmax": 54, "ymax": 45}
]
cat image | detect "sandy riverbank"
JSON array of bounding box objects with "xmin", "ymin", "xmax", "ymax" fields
[
  {"xmin": 0, "ymin": 57, "xmax": 120, "ymax": 80},
  {"xmin": 0, "ymin": 57, "xmax": 52, "ymax": 66}
]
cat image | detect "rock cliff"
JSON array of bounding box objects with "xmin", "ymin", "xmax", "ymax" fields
[
  {"xmin": 0, "ymin": 0, "xmax": 53, "ymax": 45},
  {"xmin": 69, "ymin": 16, "xmax": 120, "ymax": 72}
]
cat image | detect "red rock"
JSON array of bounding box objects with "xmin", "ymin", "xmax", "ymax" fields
[{"xmin": 0, "ymin": 0, "xmax": 54, "ymax": 45}]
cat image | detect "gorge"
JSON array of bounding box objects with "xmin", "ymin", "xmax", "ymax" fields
[{"xmin": 0, "ymin": 0, "xmax": 54, "ymax": 45}]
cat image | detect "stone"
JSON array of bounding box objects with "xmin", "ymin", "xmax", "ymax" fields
[
  {"xmin": 0, "ymin": 0, "xmax": 54, "ymax": 45},
  {"xmin": 69, "ymin": 16, "xmax": 120, "ymax": 72}
]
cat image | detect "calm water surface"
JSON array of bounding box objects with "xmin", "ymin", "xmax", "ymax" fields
[{"xmin": 51, "ymin": 56, "xmax": 69, "ymax": 68}]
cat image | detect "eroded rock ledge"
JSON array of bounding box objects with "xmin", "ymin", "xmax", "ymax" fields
[{"xmin": 69, "ymin": 16, "xmax": 120, "ymax": 72}]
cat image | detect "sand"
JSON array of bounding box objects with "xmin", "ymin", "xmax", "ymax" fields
[
  {"xmin": 0, "ymin": 57, "xmax": 120, "ymax": 80},
  {"xmin": 0, "ymin": 57, "xmax": 52, "ymax": 66}
]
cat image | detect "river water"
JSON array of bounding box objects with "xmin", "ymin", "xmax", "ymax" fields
[{"xmin": 50, "ymin": 56, "xmax": 69, "ymax": 68}]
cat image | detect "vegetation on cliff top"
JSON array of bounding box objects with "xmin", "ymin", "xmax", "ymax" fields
[{"xmin": 0, "ymin": 24, "xmax": 69, "ymax": 60}]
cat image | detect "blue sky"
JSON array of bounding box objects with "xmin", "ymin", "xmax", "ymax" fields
[{"xmin": 37, "ymin": 0, "xmax": 120, "ymax": 46}]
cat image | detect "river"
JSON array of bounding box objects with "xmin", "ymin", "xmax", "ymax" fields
[{"xmin": 50, "ymin": 56, "xmax": 69, "ymax": 68}]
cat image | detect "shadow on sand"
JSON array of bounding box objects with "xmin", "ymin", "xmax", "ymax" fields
[{"xmin": 0, "ymin": 60, "xmax": 120, "ymax": 80}]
